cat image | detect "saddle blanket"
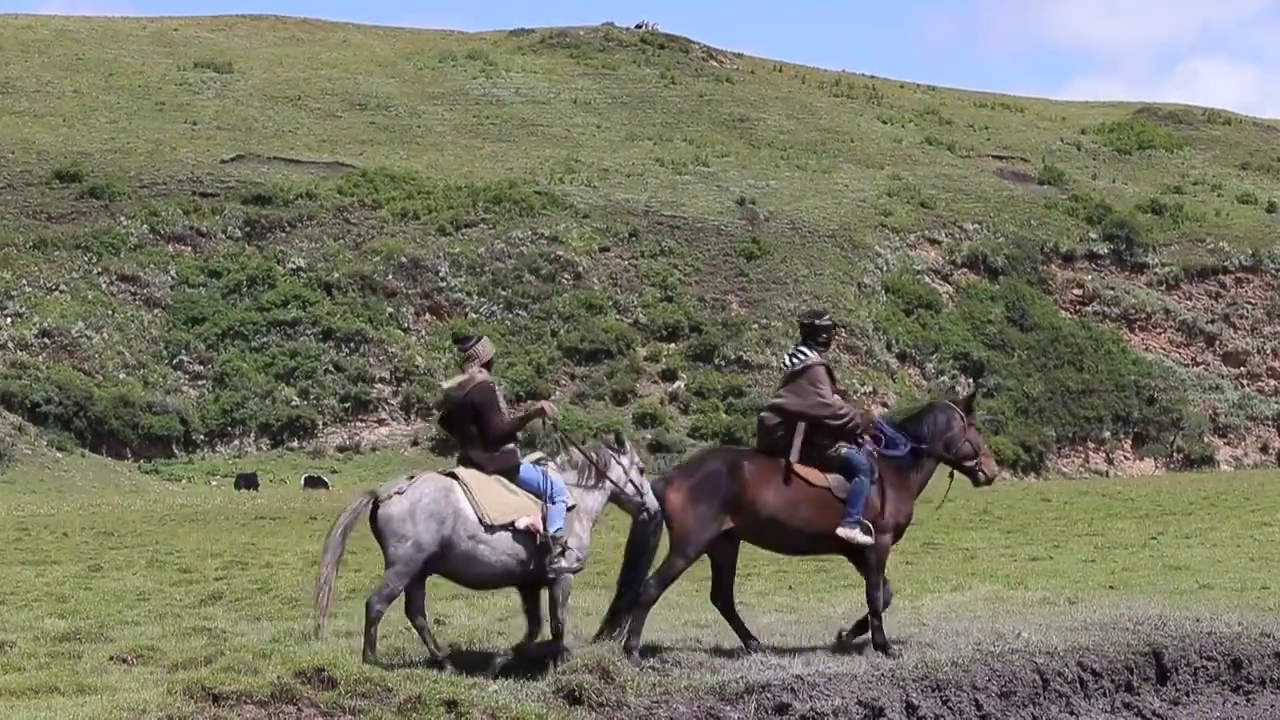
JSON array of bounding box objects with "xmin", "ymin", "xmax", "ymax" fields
[{"xmin": 446, "ymin": 466, "xmax": 545, "ymax": 532}]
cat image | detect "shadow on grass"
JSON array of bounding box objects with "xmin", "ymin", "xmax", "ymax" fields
[
  {"xmin": 375, "ymin": 640, "xmax": 567, "ymax": 680},
  {"xmin": 372, "ymin": 635, "xmax": 918, "ymax": 681},
  {"xmin": 630, "ymin": 635, "xmax": 921, "ymax": 661}
]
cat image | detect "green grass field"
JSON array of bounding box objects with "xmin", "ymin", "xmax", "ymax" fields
[{"xmin": 2, "ymin": 450, "xmax": 1277, "ymax": 718}]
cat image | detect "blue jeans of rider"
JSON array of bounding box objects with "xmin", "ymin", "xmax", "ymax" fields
[
  {"xmin": 512, "ymin": 462, "xmax": 569, "ymax": 536},
  {"xmin": 837, "ymin": 446, "xmax": 874, "ymax": 530}
]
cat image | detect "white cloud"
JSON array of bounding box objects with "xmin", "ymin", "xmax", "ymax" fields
[
  {"xmin": 978, "ymin": 0, "xmax": 1274, "ymax": 58},
  {"xmin": 1057, "ymin": 56, "xmax": 1280, "ymax": 119},
  {"xmin": 931, "ymin": 0, "xmax": 1280, "ymax": 118}
]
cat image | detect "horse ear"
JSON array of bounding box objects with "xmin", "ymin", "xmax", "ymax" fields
[
  {"xmin": 958, "ymin": 387, "xmax": 978, "ymax": 415},
  {"xmin": 612, "ymin": 430, "xmax": 629, "ymax": 452}
]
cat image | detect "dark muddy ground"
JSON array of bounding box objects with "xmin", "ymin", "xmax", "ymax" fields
[
  {"xmin": 615, "ymin": 630, "xmax": 1280, "ymax": 720},
  {"xmin": 178, "ymin": 609, "xmax": 1279, "ymax": 720}
]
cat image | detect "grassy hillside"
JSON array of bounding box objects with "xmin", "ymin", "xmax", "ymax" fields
[{"xmin": 2, "ymin": 14, "xmax": 1279, "ymax": 476}]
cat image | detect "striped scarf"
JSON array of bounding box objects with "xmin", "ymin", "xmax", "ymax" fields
[{"xmin": 781, "ymin": 343, "xmax": 820, "ymax": 374}]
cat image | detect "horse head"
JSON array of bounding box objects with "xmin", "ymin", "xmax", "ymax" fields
[
  {"xmin": 555, "ymin": 429, "xmax": 656, "ymax": 518},
  {"xmin": 931, "ymin": 387, "xmax": 999, "ymax": 487},
  {"xmin": 897, "ymin": 384, "xmax": 1000, "ymax": 488}
]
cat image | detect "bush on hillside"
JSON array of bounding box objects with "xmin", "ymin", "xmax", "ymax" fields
[
  {"xmin": 4, "ymin": 157, "xmax": 1258, "ymax": 476},
  {"xmin": 0, "ymin": 362, "xmax": 197, "ymax": 460},
  {"xmin": 0, "ymin": 435, "xmax": 13, "ymax": 471},
  {"xmin": 878, "ymin": 269, "xmax": 1193, "ymax": 474}
]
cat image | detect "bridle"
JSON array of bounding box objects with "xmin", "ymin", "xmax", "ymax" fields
[{"xmin": 899, "ymin": 400, "xmax": 985, "ymax": 510}]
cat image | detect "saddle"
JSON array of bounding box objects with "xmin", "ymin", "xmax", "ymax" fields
[
  {"xmin": 783, "ymin": 420, "xmax": 885, "ymax": 501},
  {"xmin": 441, "ymin": 452, "xmax": 575, "ymax": 533},
  {"xmin": 786, "ymin": 461, "xmax": 880, "ymax": 501}
]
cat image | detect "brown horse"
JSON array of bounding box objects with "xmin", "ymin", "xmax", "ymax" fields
[{"xmin": 592, "ymin": 387, "xmax": 999, "ymax": 660}]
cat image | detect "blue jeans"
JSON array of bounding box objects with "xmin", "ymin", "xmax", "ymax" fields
[
  {"xmin": 511, "ymin": 462, "xmax": 569, "ymax": 536},
  {"xmin": 837, "ymin": 446, "xmax": 873, "ymax": 528}
]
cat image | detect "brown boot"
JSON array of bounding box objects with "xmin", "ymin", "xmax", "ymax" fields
[{"xmin": 545, "ymin": 532, "xmax": 582, "ymax": 578}]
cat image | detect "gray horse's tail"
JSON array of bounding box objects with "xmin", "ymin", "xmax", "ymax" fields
[
  {"xmin": 592, "ymin": 506, "xmax": 664, "ymax": 643},
  {"xmin": 313, "ymin": 488, "xmax": 378, "ymax": 637}
]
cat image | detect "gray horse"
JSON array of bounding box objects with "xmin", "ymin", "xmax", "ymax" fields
[{"xmin": 313, "ymin": 431, "xmax": 660, "ymax": 668}]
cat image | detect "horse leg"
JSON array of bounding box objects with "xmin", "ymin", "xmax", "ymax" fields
[
  {"xmin": 362, "ymin": 560, "xmax": 418, "ymax": 665},
  {"xmin": 863, "ymin": 545, "xmax": 896, "ymax": 657},
  {"xmin": 547, "ymin": 575, "xmax": 573, "ymax": 663},
  {"xmin": 403, "ymin": 574, "xmax": 451, "ymax": 669},
  {"xmin": 706, "ymin": 532, "xmax": 762, "ymax": 653},
  {"xmin": 836, "ymin": 573, "xmax": 894, "ymax": 650},
  {"xmin": 513, "ymin": 582, "xmax": 544, "ymax": 655}
]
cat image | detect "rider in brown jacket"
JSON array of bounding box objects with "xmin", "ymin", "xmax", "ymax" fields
[
  {"xmin": 756, "ymin": 310, "xmax": 879, "ymax": 545},
  {"xmin": 436, "ymin": 333, "xmax": 578, "ymax": 576}
]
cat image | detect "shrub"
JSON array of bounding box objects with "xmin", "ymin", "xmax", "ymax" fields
[
  {"xmin": 1084, "ymin": 117, "xmax": 1187, "ymax": 156},
  {"xmin": 877, "ymin": 275, "xmax": 1191, "ymax": 474},
  {"xmin": 1035, "ymin": 161, "xmax": 1069, "ymax": 188},
  {"xmin": 631, "ymin": 397, "xmax": 671, "ymax": 431},
  {"xmin": 0, "ymin": 362, "xmax": 197, "ymax": 460},
  {"xmin": 47, "ymin": 162, "xmax": 88, "ymax": 185}
]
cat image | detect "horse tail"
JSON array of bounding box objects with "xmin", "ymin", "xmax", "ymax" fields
[
  {"xmin": 313, "ymin": 488, "xmax": 378, "ymax": 638},
  {"xmin": 592, "ymin": 460, "xmax": 688, "ymax": 643},
  {"xmin": 592, "ymin": 504, "xmax": 664, "ymax": 643}
]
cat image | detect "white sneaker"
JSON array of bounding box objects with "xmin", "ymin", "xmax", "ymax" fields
[{"xmin": 836, "ymin": 523, "xmax": 875, "ymax": 546}]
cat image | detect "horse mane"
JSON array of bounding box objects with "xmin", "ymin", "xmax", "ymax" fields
[
  {"xmin": 893, "ymin": 398, "xmax": 956, "ymax": 445},
  {"xmin": 556, "ymin": 442, "xmax": 617, "ymax": 489}
]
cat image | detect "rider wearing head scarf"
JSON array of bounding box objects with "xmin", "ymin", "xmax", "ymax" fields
[
  {"xmin": 435, "ymin": 333, "xmax": 579, "ymax": 576},
  {"xmin": 755, "ymin": 310, "xmax": 878, "ymax": 546}
]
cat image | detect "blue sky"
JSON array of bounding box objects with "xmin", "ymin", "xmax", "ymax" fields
[{"xmin": 7, "ymin": 0, "xmax": 1280, "ymax": 118}]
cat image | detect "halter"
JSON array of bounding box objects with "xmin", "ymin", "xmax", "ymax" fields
[{"xmin": 927, "ymin": 400, "xmax": 984, "ymax": 509}]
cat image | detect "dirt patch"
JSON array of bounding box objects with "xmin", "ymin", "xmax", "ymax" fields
[
  {"xmin": 995, "ymin": 166, "xmax": 1038, "ymax": 186},
  {"xmin": 1052, "ymin": 439, "xmax": 1164, "ymax": 478},
  {"xmin": 619, "ymin": 631, "xmax": 1280, "ymax": 719},
  {"xmin": 183, "ymin": 687, "xmax": 356, "ymax": 720},
  {"xmin": 1054, "ymin": 266, "xmax": 1279, "ymax": 397},
  {"xmin": 217, "ymin": 152, "xmax": 357, "ymax": 176}
]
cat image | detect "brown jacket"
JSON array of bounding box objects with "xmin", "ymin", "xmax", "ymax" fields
[
  {"xmin": 435, "ymin": 369, "xmax": 527, "ymax": 476},
  {"xmin": 755, "ymin": 354, "xmax": 875, "ymax": 471}
]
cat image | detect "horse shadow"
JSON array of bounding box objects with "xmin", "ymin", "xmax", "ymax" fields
[
  {"xmin": 375, "ymin": 640, "xmax": 565, "ymax": 680},
  {"xmin": 633, "ymin": 636, "xmax": 917, "ymax": 661},
  {"xmin": 375, "ymin": 637, "xmax": 914, "ymax": 678}
]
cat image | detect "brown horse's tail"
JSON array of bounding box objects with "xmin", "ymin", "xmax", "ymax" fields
[
  {"xmin": 592, "ymin": 504, "xmax": 664, "ymax": 643},
  {"xmin": 313, "ymin": 488, "xmax": 378, "ymax": 639},
  {"xmin": 592, "ymin": 462, "xmax": 677, "ymax": 644}
]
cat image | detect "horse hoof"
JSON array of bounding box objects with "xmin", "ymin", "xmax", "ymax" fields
[
  {"xmin": 873, "ymin": 643, "xmax": 898, "ymax": 658},
  {"xmin": 744, "ymin": 640, "xmax": 764, "ymax": 655},
  {"xmin": 833, "ymin": 631, "xmax": 853, "ymax": 653},
  {"xmin": 361, "ymin": 652, "xmax": 378, "ymax": 666}
]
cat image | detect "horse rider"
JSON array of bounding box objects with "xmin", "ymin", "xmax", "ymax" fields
[
  {"xmin": 435, "ymin": 333, "xmax": 580, "ymax": 576},
  {"xmin": 754, "ymin": 309, "xmax": 879, "ymax": 546}
]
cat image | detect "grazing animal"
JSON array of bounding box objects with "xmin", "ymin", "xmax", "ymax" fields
[
  {"xmin": 233, "ymin": 471, "xmax": 260, "ymax": 492},
  {"xmin": 301, "ymin": 473, "xmax": 331, "ymax": 490},
  {"xmin": 593, "ymin": 388, "xmax": 999, "ymax": 660},
  {"xmin": 313, "ymin": 432, "xmax": 660, "ymax": 669}
]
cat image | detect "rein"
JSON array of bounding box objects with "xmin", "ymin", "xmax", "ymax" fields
[{"xmin": 545, "ymin": 420, "xmax": 644, "ymax": 500}]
